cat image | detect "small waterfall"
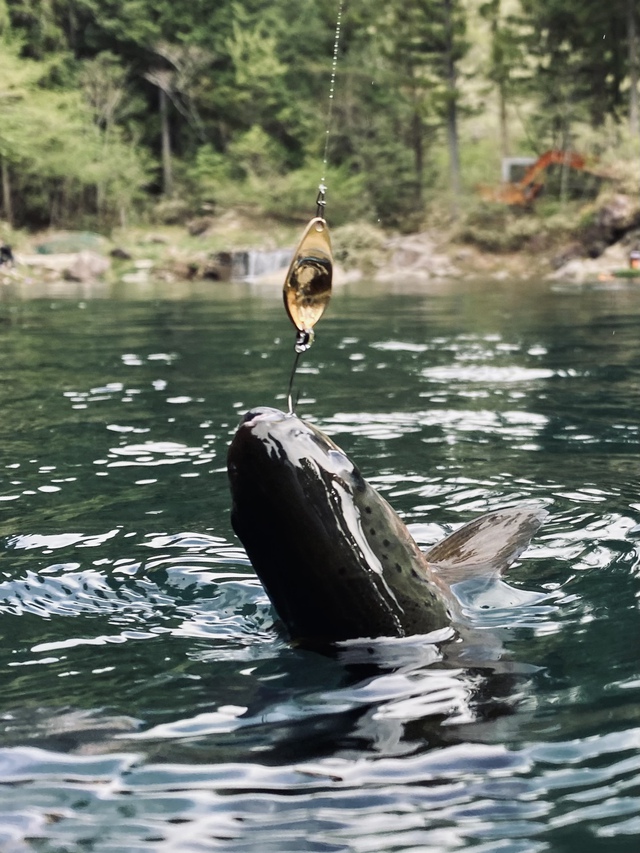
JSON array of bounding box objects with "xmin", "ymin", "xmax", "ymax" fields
[{"xmin": 232, "ymin": 248, "xmax": 292, "ymax": 281}]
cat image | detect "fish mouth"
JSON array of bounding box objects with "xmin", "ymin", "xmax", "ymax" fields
[
  {"xmin": 239, "ymin": 406, "xmax": 291, "ymax": 427},
  {"xmin": 233, "ymin": 407, "xmax": 355, "ymax": 482}
]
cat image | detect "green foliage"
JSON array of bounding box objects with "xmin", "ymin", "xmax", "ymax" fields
[
  {"xmin": 227, "ymin": 126, "xmax": 288, "ymax": 180},
  {"xmin": 332, "ymin": 220, "xmax": 388, "ymax": 273},
  {"xmin": 519, "ymin": 0, "xmax": 633, "ymax": 136},
  {"xmin": 260, "ymin": 163, "xmax": 369, "ymax": 226},
  {"xmin": 186, "ymin": 144, "xmax": 232, "ymax": 200},
  {"xmin": 0, "ymin": 35, "xmax": 148, "ymax": 228},
  {"xmin": 458, "ymin": 203, "xmax": 549, "ymax": 251},
  {"xmin": 1, "ymin": 0, "xmax": 639, "ymax": 231}
]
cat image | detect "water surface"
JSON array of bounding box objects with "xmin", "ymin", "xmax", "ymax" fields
[{"xmin": 0, "ymin": 275, "xmax": 639, "ymax": 852}]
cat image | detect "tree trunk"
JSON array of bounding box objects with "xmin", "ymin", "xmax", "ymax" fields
[
  {"xmin": 498, "ymin": 80, "xmax": 509, "ymax": 159},
  {"xmin": 160, "ymin": 88, "xmax": 173, "ymax": 196},
  {"xmin": 629, "ymin": 0, "xmax": 639, "ymax": 136},
  {"xmin": 409, "ymin": 68, "xmax": 424, "ymax": 203},
  {"xmin": 443, "ymin": 0, "xmax": 461, "ymax": 211},
  {"xmin": 1, "ymin": 158, "xmax": 13, "ymax": 227},
  {"xmin": 445, "ymin": 92, "xmax": 461, "ymax": 199}
]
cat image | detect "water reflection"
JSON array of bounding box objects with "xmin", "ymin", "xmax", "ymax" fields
[{"xmin": 0, "ymin": 277, "xmax": 639, "ymax": 850}]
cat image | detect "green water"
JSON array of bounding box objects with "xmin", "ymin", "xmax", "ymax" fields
[{"xmin": 0, "ymin": 275, "xmax": 639, "ymax": 852}]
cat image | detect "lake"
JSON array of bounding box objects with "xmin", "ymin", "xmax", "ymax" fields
[{"xmin": 0, "ymin": 274, "xmax": 639, "ymax": 852}]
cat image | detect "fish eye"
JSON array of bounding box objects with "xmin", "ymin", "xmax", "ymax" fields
[{"xmin": 349, "ymin": 466, "xmax": 366, "ymax": 492}]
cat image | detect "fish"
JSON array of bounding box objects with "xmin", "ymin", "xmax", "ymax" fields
[{"xmin": 227, "ymin": 406, "xmax": 547, "ymax": 644}]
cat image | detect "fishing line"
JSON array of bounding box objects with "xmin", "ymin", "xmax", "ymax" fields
[
  {"xmin": 321, "ymin": 0, "xmax": 344, "ymax": 188},
  {"xmin": 283, "ymin": 0, "xmax": 344, "ymax": 414},
  {"xmin": 286, "ymin": 347, "xmax": 303, "ymax": 414}
]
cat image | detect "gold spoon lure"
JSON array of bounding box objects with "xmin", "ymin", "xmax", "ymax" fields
[{"xmin": 283, "ymin": 189, "xmax": 333, "ymax": 412}]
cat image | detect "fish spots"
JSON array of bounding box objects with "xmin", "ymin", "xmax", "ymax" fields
[
  {"xmin": 369, "ymin": 528, "xmax": 376, "ymax": 536},
  {"xmin": 395, "ymin": 563, "xmax": 402, "ymax": 573},
  {"xmin": 383, "ymin": 539, "xmax": 390, "ymax": 548},
  {"xmin": 365, "ymin": 506, "xmax": 372, "ymax": 514}
]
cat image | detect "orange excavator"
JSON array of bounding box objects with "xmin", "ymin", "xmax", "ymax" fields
[{"xmin": 478, "ymin": 150, "xmax": 597, "ymax": 206}]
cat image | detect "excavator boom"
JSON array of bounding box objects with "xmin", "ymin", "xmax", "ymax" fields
[{"xmin": 478, "ymin": 150, "xmax": 592, "ymax": 206}]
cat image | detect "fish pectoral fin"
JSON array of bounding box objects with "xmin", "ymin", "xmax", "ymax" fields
[{"xmin": 426, "ymin": 506, "xmax": 548, "ymax": 583}]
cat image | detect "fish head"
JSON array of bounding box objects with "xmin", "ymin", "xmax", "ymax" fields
[{"xmin": 227, "ymin": 407, "xmax": 451, "ymax": 642}]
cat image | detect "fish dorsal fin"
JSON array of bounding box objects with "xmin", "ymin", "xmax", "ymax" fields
[{"xmin": 426, "ymin": 506, "xmax": 548, "ymax": 584}]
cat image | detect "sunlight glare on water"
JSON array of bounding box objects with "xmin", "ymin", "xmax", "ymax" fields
[{"xmin": 0, "ymin": 276, "xmax": 639, "ymax": 852}]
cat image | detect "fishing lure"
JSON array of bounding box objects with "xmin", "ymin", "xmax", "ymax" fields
[
  {"xmin": 283, "ymin": 193, "xmax": 333, "ymax": 413},
  {"xmin": 283, "ymin": 205, "xmax": 333, "ymax": 353}
]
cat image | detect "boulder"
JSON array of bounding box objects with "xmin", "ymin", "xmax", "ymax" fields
[
  {"xmin": 597, "ymin": 194, "xmax": 639, "ymax": 232},
  {"xmin": 64, "ymin": 251, "xmax": 111, "ymax": 282},
  {"xmin": 375, "ymin": 233, "xmax": 460, "ymax": 281},
  {"xmin": 19, "ymin": 250, "xmax": 110, "ymax": 282}
]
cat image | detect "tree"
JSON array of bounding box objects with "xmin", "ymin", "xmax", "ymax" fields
[
  {"xmin": 375, "ymin": 0, "xmax": 468, "ymax": 208},
  {"xmin": 0, "ymin": 29, "xmax": 147, "ymax": 228},
  {"xmin": 629, "ymin": 0, "xmax": 639, "ymax": 135},
  {"xmin": 479, "ymin": 0, "xmax": 528, "ymax": 159},
  {"xmin": 520, "ymin": 0, "xmax": 634, "ymax": 133}
]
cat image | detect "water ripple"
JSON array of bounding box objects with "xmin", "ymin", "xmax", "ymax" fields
[
  {"xmin": 1, "ymin": 281, "xmax": 639, "ymax": 851},
  {"xmin": 2, "ymin": 730, "xmax": 638, "ymax": 851}
]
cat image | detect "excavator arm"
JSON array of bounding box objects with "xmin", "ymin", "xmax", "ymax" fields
[{"xmin": 478, "ymin": 150, "xmax": 590, "ymax": 206}]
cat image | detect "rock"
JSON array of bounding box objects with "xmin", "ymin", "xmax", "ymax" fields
[
  {"xmin": 64, "ymin": 251, "xmax": 111, "ymax": 282},
  {"xmin": 597, "ymin": 194, "xmax": 637, "ymax": 232},
  {"xmin": 202, "ymin": 252, "xmax": 233, "ymax": 281},
  {"xmin": 579, "ymin": 195, "xmax": 640, "ymax": 258},
  {"xmin": 599, "ymin": 240, "xmax": 629, "ymax": 266},
  {"xmin": 110, "ymin": 247, "xmax": 132, "ymax": 260},
  {"xmin": 19, "ymin": 250, "xmax": 110, "ymax": 282},
  {"xmin": 375, "ymin": 233, "xmax": 460, "ymax": 281},
  {"xmin": 549, "ymin": 239, "xmax": 628, "ymax": 282},
  {"xmin": 454, "ymin": 247, "xmax": 474, "ymax": 262},
  {"xmin": 551, "ymin": 242, "xmax": 585, "ymax": 270},
  {"xmin": 187, "ymin": 216, "xmax": 214, "ymax": 237},
  {"xmin": 619, "ymin": 226, "xmax": 640, "ymax": 249},
  {"xmin": 548, "ymin": 258, "xmax": 598, "ymax": 283}
]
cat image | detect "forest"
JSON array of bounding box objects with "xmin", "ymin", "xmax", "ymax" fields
[{"xmin": 0, "ymin": 0, "xmax": 639, "ymax": 234}]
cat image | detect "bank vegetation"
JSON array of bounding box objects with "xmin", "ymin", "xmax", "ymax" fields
[{"xmin": 1, "ymin": 0, "xmax": 639, "ymax": 260}]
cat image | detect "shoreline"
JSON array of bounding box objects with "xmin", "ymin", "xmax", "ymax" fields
[{"xmin": 3, "ymin": 193, "xmax": 640, "ymax": 290}]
